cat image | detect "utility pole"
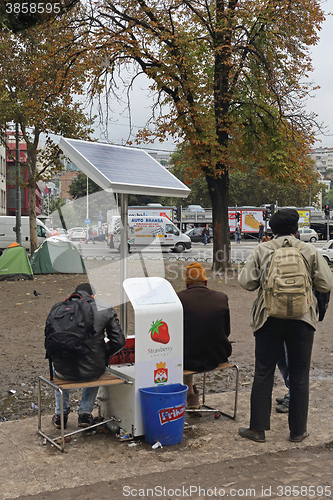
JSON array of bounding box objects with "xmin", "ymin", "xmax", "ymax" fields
[{"xmin": 15, "ymin": 123, "xmax": 21, "ymax": 245}]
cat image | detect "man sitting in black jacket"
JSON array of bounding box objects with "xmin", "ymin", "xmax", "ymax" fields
[
  {"xmin": 49, "ymin": 283, "xmax": 125, "ymax": 429},
  {"xmin": 177, "ymin": 263, "xmax": 232, "ymax": 408}
]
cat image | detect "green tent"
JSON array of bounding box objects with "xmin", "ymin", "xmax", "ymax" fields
[
  {"xmin": 30, "ymin": 238, "xmax": 86, "ymax": 274},
  {"xmin": 0, "ymin": 243, "xmax": 33, "ymax": 280}
]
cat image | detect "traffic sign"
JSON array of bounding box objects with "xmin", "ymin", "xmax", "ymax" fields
[{"xmin": 85, "ymin": 218, "xmax": 90, "ymax": 224}]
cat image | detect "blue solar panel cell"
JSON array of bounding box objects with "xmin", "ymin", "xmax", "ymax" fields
[{"xmin": 59, "ymin": 138, "xmax": 190, "ymax": 198}]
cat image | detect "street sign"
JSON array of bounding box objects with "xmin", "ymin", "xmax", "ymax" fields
[{"xmin": 85, "ymin": 218, "xmax": 90, "ymax": 224}]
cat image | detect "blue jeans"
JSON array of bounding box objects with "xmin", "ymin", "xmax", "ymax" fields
[
  {"xmin": 204, "ymin": 235, "xmax": 208, "ymax": 245},
  {"xmin": 54, "ymin": 368, "xmax": 99, "ymax": 415},
  {"xmin": 55, "ymin": 386, "xmax": 99, "ymax": 416}
]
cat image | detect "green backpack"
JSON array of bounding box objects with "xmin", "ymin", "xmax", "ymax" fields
[{"xmin": 263, "ymin": 239, "xmax": 313, "ymax": 319}]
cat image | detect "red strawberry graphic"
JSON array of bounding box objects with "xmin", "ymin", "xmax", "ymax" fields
[{"xmin": 149, "ymin": 319, "xmax": 170, "ymax": 344}]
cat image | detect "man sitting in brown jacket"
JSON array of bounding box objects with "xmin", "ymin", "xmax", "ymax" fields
[{"xmin": 177, "ymin": 262, "xmax": 232, "ymax": 408}]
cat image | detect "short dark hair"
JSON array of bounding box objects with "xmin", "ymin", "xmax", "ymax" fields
[
  {"xmin": 75, "ymin": 283, "xmax": 96, "ymax": 296},
  {"xmin": 269, "ymin": 208, "xmax": 299, "ymax": 236}
]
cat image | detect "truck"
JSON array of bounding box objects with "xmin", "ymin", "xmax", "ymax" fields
[
  {"xmin": 229, "ymin": 207, "xmax": 311, "ymax": 239},
  {"xmin": 0, "ymin": 216, "xmax": 50, "ymax": 254},
  {"xmin": 108, "ymin": 215, "xmax": 191, "ymax": 253}
]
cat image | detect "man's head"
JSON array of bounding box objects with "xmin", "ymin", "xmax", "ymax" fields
[
  {"xmin": 269, "ymin": 208, "xmax": 299, "ymax": 236},
  {"xmin": 185, "ymin": 262, "xmax": 208, "ymax": 287},
  {"xmin": 75, "ymin": 283, "xmax": 96, "ymax": 297}
]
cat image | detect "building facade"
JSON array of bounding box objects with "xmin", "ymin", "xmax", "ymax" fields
[
  {"xmin": 6, "ymin": 130, "xmax": 42, "ymax": 216},
  {"xmin": 308, "ymin": 147, "xmax": 333, "ymax": 175}
]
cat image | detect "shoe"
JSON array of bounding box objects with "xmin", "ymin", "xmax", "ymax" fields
[
  {"xmin": 78, "ymin": 413, "xmax": 95, "ymax": 428},
  {"xmin": 289, "ymin": 432, "xmax": 309, "ymax": 443},
  {"xmin": 187, "ymin": 393, "xmax": 200, "ymax": 409},
  {"xmin": 52, "ymin": 414, "xmax": 68, "ymax": 429},
  {"xmin": 276, "ymin": 403, "xmax": 289, "ymax": 413},
  {"xmin": 187, "ymin": 385, "xmax": 200, "ymax": 409},
  {"xmin": 238, "ymin": 427, "xmax": 266, "ymax": 443},
  {"xmin": 276, "ymin": 393, "xmax": 290, "ymax": 405}
]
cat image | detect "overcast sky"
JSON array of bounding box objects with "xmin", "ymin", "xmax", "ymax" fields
[{"xmin": 308, "ymin": 4, "xmax": 333, "ymax": 148}]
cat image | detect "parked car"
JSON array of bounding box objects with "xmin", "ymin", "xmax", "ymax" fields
[
  {"xmin": 318, "ymin": 240, "xmax": 333, "ymax": 263},
  {"xmin": 184, "ymin": 205, "xmax": 205, "ymax": 212},
  {"xmin": 68, "ymin": 227, "xmax": 86, "ymax": 240},
  {"xmin": 56, "ymin": 228, "xmax": 69, "ymax": 239},
  {"xmin": 185, "ymin": 227, "xmax": 213, "ymax": 243},
  {"xmin": 297, "ymin": 227, "xmax": 318, "ymax": 243}
]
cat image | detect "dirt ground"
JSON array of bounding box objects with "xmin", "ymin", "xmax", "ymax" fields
[{"xmin": 1, "ymin": 259, "xmax": 332, "ymax": 421}]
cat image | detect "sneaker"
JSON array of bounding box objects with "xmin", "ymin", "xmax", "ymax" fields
[
  {"xmin": 276, "ymin": 403, "xmax": 289, "ymax": 413},
  {"xmin": 276, "ymin": 393, "xmax": 290, "ymax": 405},
  {"xmin": 78, "ymin": 413, "xmax": 95, "ymax": 428},
  {"xmin": 52, "ymin": 414, "xmax": 68, "ymax": 429}
]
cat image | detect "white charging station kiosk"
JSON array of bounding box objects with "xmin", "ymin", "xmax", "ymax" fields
[{"xmin": 99, "ymin": 276, "xmax": 184, "ymax": 437}]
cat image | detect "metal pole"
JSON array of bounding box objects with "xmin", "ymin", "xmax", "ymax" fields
[
  {"xmin": 86, "ymin": 175, "xmax": 89, "ymax": 220},
  {"xmin": 327, "ymin": 212, "xmax": 330, "ymax": 242},
  {"xmin": 15, "ymin": 123, "xmax": 21, "ymax": 245},
  {"xmin": 86, "ymin": 175, "xmax": 89, "ymax": 241},
  {"xmin": 120, "ymin": 193, "xmax": 128, "ymax": 335}
]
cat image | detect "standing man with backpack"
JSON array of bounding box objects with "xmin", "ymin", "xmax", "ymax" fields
[
  {"xmin": 45, "ymin": 283, "xmax": 125, "ymax": 429},
  {"xmin": 238, "ymin": 208, "xmax": 333, "ymax": 443}
]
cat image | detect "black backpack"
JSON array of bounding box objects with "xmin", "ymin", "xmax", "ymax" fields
[{"xmin": 45, "ymin": 293, "xmax": 98, "ymax": 380}]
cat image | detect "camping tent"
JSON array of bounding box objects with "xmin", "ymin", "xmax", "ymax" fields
[
  {"xmin": 30, "ymin": 238, "xmax": 86, "ymax": 274},
  {"xmin": 0, "ymin": 243, "xmax": 33, "ymax": 280}
]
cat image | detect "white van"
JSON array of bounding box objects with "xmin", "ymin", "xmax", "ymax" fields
[
  {"xmin": 108, "ymin": 215, "xmax": 191, "ymax": 253},
  {"xmin": 0, "ymin": 216, "xmax": 50, "ymax": 254}
]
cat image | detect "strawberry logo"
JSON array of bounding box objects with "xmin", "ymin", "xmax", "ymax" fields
[{"xmin": 149, "ymin": 319, "xmax": 170, "ymax": 344}]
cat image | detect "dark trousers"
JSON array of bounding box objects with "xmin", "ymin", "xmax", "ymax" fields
[{"xmin": 250, "ymin": 318, "xmax": 314, "ymax": 436}]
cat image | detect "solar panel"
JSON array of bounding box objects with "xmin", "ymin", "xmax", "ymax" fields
[{"xmin": 59, "ymin": 138, "xmax": 191, "ymax": 198}]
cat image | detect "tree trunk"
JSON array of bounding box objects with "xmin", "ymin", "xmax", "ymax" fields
[
  {"xmin": 206, "ymin": 170, "xmax": 230, "ymax": 272},
  {"xmin": 27, "ymin": 144, "xmax": 38, "ymax": 255},
  {"xmin": 28, "ymin": 173, "xmax": 38, "ymax": 255}
]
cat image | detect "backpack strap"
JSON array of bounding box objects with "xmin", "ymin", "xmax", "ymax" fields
[
  {"xmin": 293, "ymin": 239, "xmax": 312, "ymax": 277},
  {"xmin": 268, "ymin": 238, "xmax": 281, "ymax": 251},
  {"xmin": 49, "ymin": 358, "xmax": 53, "ymax": 381},
  {"xmin": 64, "ymin": 292, "xmax": 89, "ymax": 323}
]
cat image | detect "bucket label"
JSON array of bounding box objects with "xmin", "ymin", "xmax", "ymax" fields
[{"xmin": 159, "ymin": 404, "xmax": 186, "ymax": 425}]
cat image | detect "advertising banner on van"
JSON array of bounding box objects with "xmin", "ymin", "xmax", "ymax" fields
[
  {"xmin": 228, "ymin": 209, "xmax": 264, "ymax": 233},
  {"xmin": 128, "ymin": 208, "xmax": 173, "ymax": 220},
  {"xmin": 228, "ymin": 208, "xmax": 310, "ymax": 233}
]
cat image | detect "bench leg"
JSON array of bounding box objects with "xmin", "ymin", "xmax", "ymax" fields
[
  {"xmin": 37, "ymin": 376, "xmax": 66, "ymax": 452},
  {"xmin": 187, "ymin": 364, "xmax": 240, "ymax": 420},
  {"xmin": 37, "ymin": 375, "xmax": 122, "ymax": 452}
]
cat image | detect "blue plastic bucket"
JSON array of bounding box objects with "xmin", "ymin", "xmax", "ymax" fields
[{"xmin": 139, "ymin": 383, "xmax": 188, "ymax": 445}]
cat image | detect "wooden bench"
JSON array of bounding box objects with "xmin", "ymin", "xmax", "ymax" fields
[
  {"xmin": 37, "ymin": 372, "xmax": 129, "ymax": 452},
  {"xmin": 183, "ymin": 362, "xmax": 239, "ymax": 419}
]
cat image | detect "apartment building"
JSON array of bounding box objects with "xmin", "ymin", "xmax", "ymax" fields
[
  {"xmin": 308, "ymin": 147, "xmax": 333, "ymax": 174},
  {"xmin": 6, "ymin": 130, "xmax": 42, "ymax": 216}
]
